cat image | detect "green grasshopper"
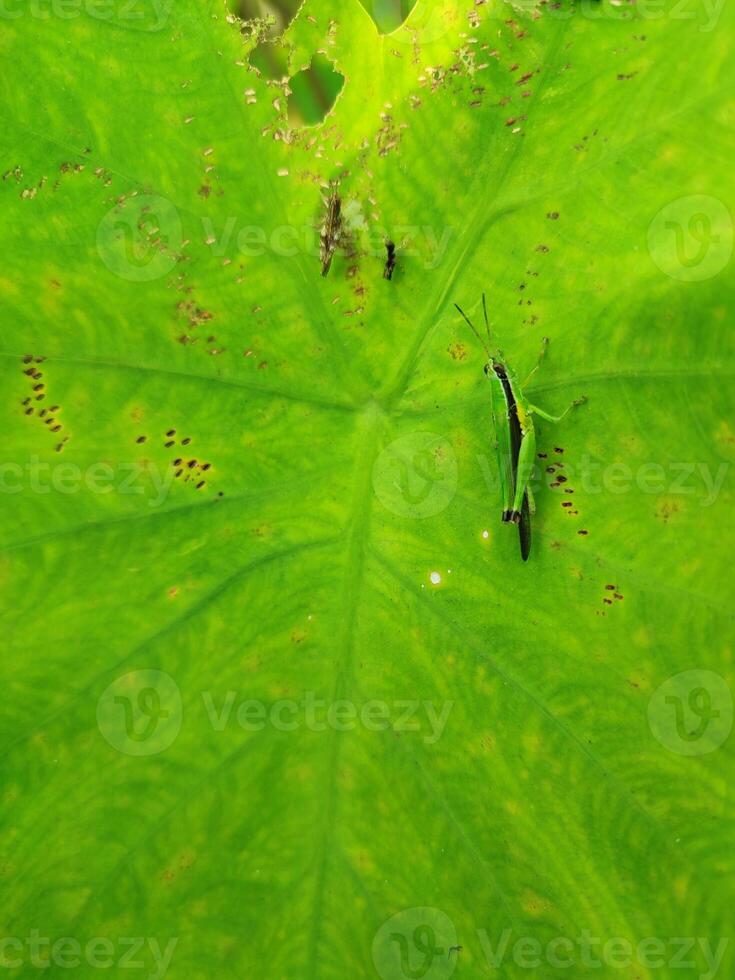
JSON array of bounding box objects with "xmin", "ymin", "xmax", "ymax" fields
[{"xmin": 454, "ymin": 295, "xmax": 586, "ymax": 561}]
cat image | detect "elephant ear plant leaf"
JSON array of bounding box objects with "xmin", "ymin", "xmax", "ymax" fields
[{"xmin": 1, "ymin": 0, "xmax": 733, "ymax": 977}]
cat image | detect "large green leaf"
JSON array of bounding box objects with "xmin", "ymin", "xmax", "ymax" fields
[{"xmin": 1, "ymin": 0, "xmax": 733, "ymax": 978}]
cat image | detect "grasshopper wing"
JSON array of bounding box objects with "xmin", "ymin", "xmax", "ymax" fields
[{"xmin": 518, "ymin": 488, "xmax": 532, "ymax": 561}]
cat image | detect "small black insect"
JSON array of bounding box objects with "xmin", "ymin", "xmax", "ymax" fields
[{"xmin": 384, "ymin": 239, "xmax": 396, "ymax": 280}]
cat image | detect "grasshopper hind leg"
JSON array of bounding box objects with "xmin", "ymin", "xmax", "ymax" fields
[{"xmin": 508, "ymin": 425, "xmax": 537, "ymax": 524}]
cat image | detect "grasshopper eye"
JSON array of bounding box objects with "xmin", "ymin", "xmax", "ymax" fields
[{"xmin": 483, "ymin": 363, "xmax": 490, "ymax": 375}]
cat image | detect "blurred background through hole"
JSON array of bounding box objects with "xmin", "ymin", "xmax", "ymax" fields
[{"xmin": 233, "ymin": 0, "xmax": 345, "ymax": 123}]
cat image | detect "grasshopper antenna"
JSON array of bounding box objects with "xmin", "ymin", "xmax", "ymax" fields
[
  {"xmin": 482, "ymin": 293, "xmax": 493, "ymax": 348},
  {"xmin": 454, "ymin": 303, "xmax": 492, "ymax": 360}
]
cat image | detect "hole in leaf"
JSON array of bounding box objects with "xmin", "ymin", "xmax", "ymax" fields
[
  {"xmin": 231, "ymin": 0, "xmax": 302, "ymax": 37},
  {"xmin": 287, "ymin": 55, "xmax": 345, "ymax": 126},
  {"xmin": 231, "ymin": 0, "xmax": 299, "ymax": 79},
  {"xmin": 249, "ymin": 39, "xmax": 291, "ymax": 81},
  {"xmin": 358, "ymin": 0, "xmax": 417, "ymax": 34}
]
